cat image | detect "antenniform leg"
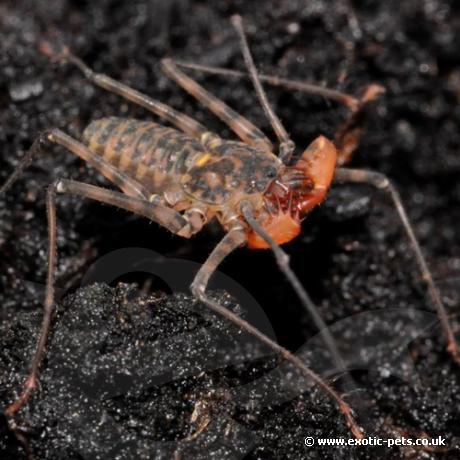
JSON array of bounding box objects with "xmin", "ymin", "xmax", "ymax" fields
[
  {"xmin": 172, "ymin": 62, "xmax": 384, "ymax": 164},
  {"xmin": 241, "ymin": 202, "xmax": 353, "ymax": 381},
  {"xmin": 174, "ymin": 60, "xmax": 362, "ymax": 109},
  {"xmin": 335, "ymin": 168, "xmax": 460, "ymax": 365},
  {"xmin": 161, "ymin": 58, "xmax": 273, "ymax": 152},
  {"xmin": 190, "ymin": 227, "xmax": 363, "ymax": 439},
  {"xmin": 231, "ymin": 15, "xmax": 295, "ymax": 163},
  {"xmin": 245, "ymin": 136, "xmax": 346, "ymax": 381}
]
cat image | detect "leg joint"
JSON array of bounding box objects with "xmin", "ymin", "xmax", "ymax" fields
[
  {"xmin": 46, "ymin": 128, "xmax": 60, "ymax": 142},
  {"xmin": 28, "ymin": 129, "xmax": 55, "ymax": 147},
  {"xmin": 276, "ymin": 251, "xmax": 290, "ymax": 269},
  {"xmin": 161, "ymin": 57, "xmax": 174, "ymax": 73},
  {"xmin": 49, "ymin": 178, "xmax": 68, "ymax": 194},
  {"xmin": 367, "ymin": 171, "xmax": 391, "ymax": 190},
  {"xmin": 336, "ymin": 168, "xmax": 391, "ymax": 190},
  {"xmin": 190, "ymin": 280, "xmax": 205, "ymax": 301},
  {"xmin": 40, "ymin": 127, "xmax": 64, "ymax": 145}
]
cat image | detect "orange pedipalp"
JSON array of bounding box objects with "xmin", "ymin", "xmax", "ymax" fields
[
  {"xmin": 247, "ymin": 209, "xmax": 301, "ymax": 249},
  {"xmin": 248, "ymin": 136, "xmax": 337, "ymax": 250},
  {"xmin": 295, "ymin": 135, "xmax": 337, "ymax": 214}
]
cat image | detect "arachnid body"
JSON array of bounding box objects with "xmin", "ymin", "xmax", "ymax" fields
[
  {"xmin": 2, "ymin": 15, "xmax": 458, "ymax": 441},
  {"xmin": 80, "ymin": 112, "xmax": 336, "ymax": 248}
]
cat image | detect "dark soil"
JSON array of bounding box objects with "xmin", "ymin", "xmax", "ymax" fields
[{"xmin": 1, "ymin": 0, "xmax": 460, "ymax": 459}]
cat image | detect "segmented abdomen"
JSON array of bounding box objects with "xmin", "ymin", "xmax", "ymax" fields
[{"xmin": 82, "ymin": 117, "xmax": 203, "ymax": 189}]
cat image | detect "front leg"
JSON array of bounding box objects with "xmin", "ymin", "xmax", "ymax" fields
[{"xmin": 172, "ymin": 60, "xmax": 384, "ymax": 165}]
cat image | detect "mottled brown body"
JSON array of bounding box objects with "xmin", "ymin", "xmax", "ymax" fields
[{"xmin": 83, "ymin": 116, "xmax": 281, "ymax": 228}]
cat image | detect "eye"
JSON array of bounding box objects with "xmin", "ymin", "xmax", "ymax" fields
[{"xmin": 266, "ymin": 168, "xmax": 277, "ymax": 179}]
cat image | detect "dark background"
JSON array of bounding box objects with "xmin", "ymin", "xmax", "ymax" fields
[{"xmin": 1, "ymin": 0, "xmax": 460, "ymax": 458}]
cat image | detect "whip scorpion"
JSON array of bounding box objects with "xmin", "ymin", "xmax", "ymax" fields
[{"xmin": 2, "ymin": 15, "xmax": 458, "ymax": 439}]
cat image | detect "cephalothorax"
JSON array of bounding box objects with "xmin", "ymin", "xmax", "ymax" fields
[{"xmin": 3, "ymin": 15, "xmax": 458, "ymax": 442}]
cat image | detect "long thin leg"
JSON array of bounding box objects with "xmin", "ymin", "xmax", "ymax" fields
[
  {"xmin": 190, "ymin": 228, "xmax": 363, "ymax": 439},
  {"xmin": 53, "ymin": 179, "xmax": 192, "ymax": 234},
  {"xmin": 161, "ymin": 59, "xmax": 273, "ymax": 152},
  {"xmin": 342, "ymin": 0, "xmax": 363, "ymax": 41},
  {"xmin": 4, "ymin": 178, "xmax": 198, "ymax": 422},
  {"xmin": 231, "ymin": 15, "xmax": 295, "ymax": 163},
  {"xmin": 44, "ymin": 46, "xmax": 209, "ymax": 140},
  {"xmin": 173, "ymin": 61, "xmax": 384, "ymax": 165},
  {"xmin": 335, "ymin": 168, "xmax": 460, "ymax": 365},
  {"xmin": 0, "ymin": 129, "xmax": 151, "ymax": 200},
  {"xmin": 4, "ymin": 180, "xmax": 362, "ymax": 438},
  {"xmin": 240, "ymin": 202, "xmax": 354, "ymax": 387},
  {"xmin": 174, "ymin": 60, "xmax": 361, "ymax": 110},
  {"xmin": 4, "ymin": 183, "xmax": 57, "ymax": 421},
  {"xmin": 333, "ymin": 85, "xmax": 385, "ymax": 167}
]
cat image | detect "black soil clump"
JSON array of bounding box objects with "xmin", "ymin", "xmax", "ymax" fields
[{"xmin": 1, "ymin": 1, "xmax": 460, "ymax": 459}]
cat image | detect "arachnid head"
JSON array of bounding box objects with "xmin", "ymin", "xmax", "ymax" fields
[{"xmin": 248, "ymin": 136, "xmax": 337, "ymax": 249}]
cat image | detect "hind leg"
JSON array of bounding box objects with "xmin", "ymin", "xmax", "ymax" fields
[{"xmin": 4, "ymin": 178, "xmax": 196, "ymax": 425}]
